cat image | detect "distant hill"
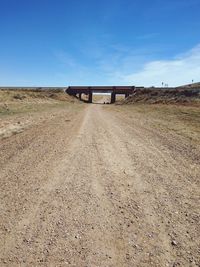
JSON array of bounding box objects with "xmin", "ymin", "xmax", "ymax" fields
[{"xmin": 178, "ymin": 82, "xmax": 200, "ymax": 88}]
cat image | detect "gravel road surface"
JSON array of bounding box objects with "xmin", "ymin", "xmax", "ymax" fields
[{"xmin": 0, "ymin": 104, "xmax": 199, "ymax": 266}]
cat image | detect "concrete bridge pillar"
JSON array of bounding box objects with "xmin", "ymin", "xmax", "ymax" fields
[
  {"xmin": 125, "ymin": 93, "xmax": 129, "ymax": 98},
  {"xmin": 111, "ymin": 92, "xmax": 116, "ymax": 103},
  {"xmin": 88, "ymin": 92, "xmax": 93, "ymax": 103}
]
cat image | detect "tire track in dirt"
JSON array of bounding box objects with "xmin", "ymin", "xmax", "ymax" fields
[{"xmin": 0, "ymin": 104, "xmax": 199, "ymax": 266}]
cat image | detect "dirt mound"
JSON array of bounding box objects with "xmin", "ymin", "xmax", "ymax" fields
[
  {"xmin": 0, "ymin": 89, "xmax": 78, "ymax": 118},
  {"xmin": 179, "ymin": 82, "xmax": 200, "ymax": 88},
  {"xmin": 0, "ymin": 88, "xmax": 76, "ymax": 103},
  {"xmin": 121, "ymin": 88, "xmax": 200, "ymax": 105}
]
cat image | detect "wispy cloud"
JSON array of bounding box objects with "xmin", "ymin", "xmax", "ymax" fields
[
  {"xmin": 116, "ymin": 44, "xmax": 200, "ymax": 86},
  {"xmin": 55, "ymin": 44, "xmax": 200, "ymax": 87}
]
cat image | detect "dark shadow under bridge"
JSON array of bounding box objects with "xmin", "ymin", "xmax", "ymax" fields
[{"xmin": 66, "ymin": 86, "xmax": 135, "ymax": 103}]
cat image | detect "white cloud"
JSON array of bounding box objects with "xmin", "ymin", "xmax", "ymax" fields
[
  {"xmin": 117, "ymin": 44, "xmax": 200, "ymax": 87},
  {"xmin": 55, "ymin": 44, "xmax": 200, "ymax": 87}
]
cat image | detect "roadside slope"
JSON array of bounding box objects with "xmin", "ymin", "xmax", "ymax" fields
[{"xmin": 0, "ymin": 89, "xmax": 77, "ymax": 139}]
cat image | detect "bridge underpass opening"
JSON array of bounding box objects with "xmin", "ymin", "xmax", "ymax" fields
[
  {"xmin": 66, "ymin": 86, "xmax": 135, "ymax": 104},
  {"xmin": 92, "ymin": 93, "xmax": 126, "ymax": 104},
  {"xmin": 92, "ymin": 93, "xmax": 111, "ymax": 104}
]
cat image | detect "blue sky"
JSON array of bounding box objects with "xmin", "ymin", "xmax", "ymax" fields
[{"xmin": 0, "ymin": 0, "xmax": 200, "ymax": 86}]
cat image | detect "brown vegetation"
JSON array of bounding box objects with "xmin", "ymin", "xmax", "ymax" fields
[{"xmin": 121, "ymin": 88, "xmax": 200, "ymax": 105}]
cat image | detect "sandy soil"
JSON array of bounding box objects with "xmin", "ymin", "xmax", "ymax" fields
[{"xmin": 0, "ymin": 103, "xmax": 199, "ymax": 267}]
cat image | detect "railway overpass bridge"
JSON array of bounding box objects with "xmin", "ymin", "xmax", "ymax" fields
[{"xmin": 66, "ymin": 86, "xmax": 135, "ymax": 103}]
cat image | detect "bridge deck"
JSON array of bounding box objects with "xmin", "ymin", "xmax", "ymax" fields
[{"xmin": 67, "ymin": 86, "xmax": 135, "ymax": 95}]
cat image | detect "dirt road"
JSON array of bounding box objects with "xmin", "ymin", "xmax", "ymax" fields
[{"xmin": 0, "ymin": 104, "xmax": 199, "ymax": 266}]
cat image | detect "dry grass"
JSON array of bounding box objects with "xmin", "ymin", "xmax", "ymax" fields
[
  {"xmin": 0, "ymin": 89, "xmax": 75, "ymax": 102},
  {"xmin": 112, "ymin": 104, "xmax": 200, "ymax": 145},
  {"xmin": 121, "ymin": 88, "xmax": 200, "ymax": 105},
  {"xmin": 0, "ymin": 89, "xmax": 78, "ymax": 116},
  {"xmin": 0, "ymin": 89, "xmax": 84, "ymax": 140}
]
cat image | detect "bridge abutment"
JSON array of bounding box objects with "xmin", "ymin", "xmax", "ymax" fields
[
  {"xmin": 125, "ymin": 93, "xmax": 129, "ymax": 98},
  {"xmin": 88, "ymin": 92, "xmax": 93, "ymax": 103},
  {"xmin": 111, "ymin": 92, "xmax": 116, "ymax": 103}
]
